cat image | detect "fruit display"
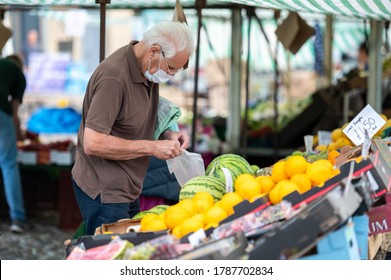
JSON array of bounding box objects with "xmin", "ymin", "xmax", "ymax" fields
[{"xmin": 65, "ymin": 130, "xmax": 391, "ymax": 260}]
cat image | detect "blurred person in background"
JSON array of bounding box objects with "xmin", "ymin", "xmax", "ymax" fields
[
  {"xmin": 71, "ymin": 21, "xmax": 194, "ymax": 235},
  {"xmin": 357, "ymin": 41, "xmax": 369, "ymax": 72},
  {"xmin": 0, "ymin": 54, "xmax": 28, "ymax": 233},
  {"xmin": 22, "ymin": 29, "xmax": 40, "ymax": 70}
]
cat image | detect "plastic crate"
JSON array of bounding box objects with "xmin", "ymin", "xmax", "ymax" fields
[
  {"xmin": 300, "ymin": 219, "xmax": 361, "ymax": 260},
  {"xmin": 353, "ymin": 214, "xmax": 369, "ymax": 260}
]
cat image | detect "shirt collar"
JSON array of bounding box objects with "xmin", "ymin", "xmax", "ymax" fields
[{"xmin": 127, "ymin": 40, "xmax": 149, "ymax": 86}]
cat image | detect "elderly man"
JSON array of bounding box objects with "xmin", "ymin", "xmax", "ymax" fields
[{"xmin": 72, "ymin": 21, "xmax": 194, "ymax": 235}]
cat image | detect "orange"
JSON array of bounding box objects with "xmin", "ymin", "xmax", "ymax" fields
[
  {"xmin": 380, "ymin": 113, "xmax": 388, "ymax": 121},
  {"xmin": 191, "ymin": 213, "xmax": 205, "ymax": 226},
  {"xmin": 204, "ymin": 222, "xmax": 218, "ymax": 231},
  {"xmin": 284, "ymin": 155, "xmax": 307, "ymax": 178},
  {"xmin": 306, "ymin": 159, "xmax": 334, "ymax": 186},
  {"xmin": 194, "ymin": 198, "xmax": 213, "ymax": 213},
  {"xmin": 327, "ymin": 142, "xmax": 338, "ymax": 152},
  {"xmin": 328, "ymin": 150, "xmax": 340, "ymax": 166},
  {"xmin": 234, "ymin": 173, "xmax": 255, "ymax": 190},
  {"xmin": 204, "ymin": 206, "xmax": 228, "ymax": 226},
  {"xmin": 220, "ymin": 192, "xmax": 244, "ymax": 215},
  {"xmin": 140, "ymin": 213, "xmax": 159, "ymax": 231},
  {"xmin": 164, "ymin": 205, "xmax": 181, "ymax": 217},
  {"xmin": 180, "ymin": 217, "xmax": 204, "ymax": 237},
  {"xmin": 271, "ymin": 160, "xmax": 289, "ymax": 183},
  {"xmin": 278, "ymin": 182, "xmax": 300, "ymax": 200},
  {"xmin": 235, "ymin": 179, "xmax": 262, "ymax": 200},
  {"xmin": 249, "ymin": 193, "xmax": 267, "ymax": 203},
  {"xmin": 164, "ymin": 207, "xmax": 189, "ymax": 229},
  {"xmin": 315, "ymin": 144, "xmax": 327, "ymax": 152},
  {"xmin": 331, "ymin": 128, "xmax": 344, "ymax": 142},
  {"xmin": 268, "ymin": 181, "xmax": 299, "ymax": 205},
  {"xmin": 268, "ymin": 180, "xmax": 288, "ymax": 205},
  {"xmin": 171, "ymin": 225, "xmax": 182, "ymax": 239},
  {"xmin": 290, "ymin": 173, "xmax": 312, "ymax": 193},
  {"xmin": 141, "ymin": 219, "xmax": 167, "ymax": 232},
  {"xmin": 192, "ymin": 192, "xmax": 215, "ymax": 205},
  {"xmin": 255, "ymin": 175, "xmax": 275, "ymax": 193},
  {"xmin": 178, "ymin": 199, "xmax": 198, "ymax": 216},
  {"xmin": 268, "ymin": 184, "xmax": 282, "ymax": 205},
  {"xmin": 335, "ymin": 138, "xmax": 353, "ymax": 149}
]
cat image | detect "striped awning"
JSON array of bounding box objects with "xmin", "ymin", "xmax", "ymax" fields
[{"xmin": 1, "ymin": 0, "xmax": 390, "ymax": 21}]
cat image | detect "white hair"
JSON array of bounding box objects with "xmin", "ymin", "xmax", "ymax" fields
[{"xmin": 142, "ymin": 21, "xmax": 194, "ymax": 58}]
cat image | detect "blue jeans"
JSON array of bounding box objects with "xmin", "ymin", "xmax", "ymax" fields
[
  {"xmin": 0, "ymin": 110, "xmax": 26, "ymax": 222},
  {"xmin": 72, "ymin": 178, "xmax": 140, "ymax": 235}
]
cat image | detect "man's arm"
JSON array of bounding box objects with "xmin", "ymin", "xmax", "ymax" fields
[
  {"xmin": 83, "ymin": 127, "xmax": 183, "ymax": 160},
  {"xmin": 11, "ymin": 99, "xmax": 25, "ymax": 141}
]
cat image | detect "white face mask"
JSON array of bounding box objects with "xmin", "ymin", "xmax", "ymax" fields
[{"xmin": 144, "ymin": 52, "xmax": 173, "ymax": 83}]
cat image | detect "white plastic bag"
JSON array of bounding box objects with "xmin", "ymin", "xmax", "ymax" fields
[{"xmin": 166, "ymin": 150, "xmax": 205, "ymax": 187}]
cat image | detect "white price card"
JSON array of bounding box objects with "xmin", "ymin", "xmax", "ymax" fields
[{"xmin": 342, "ymin": 104, "xmax": 386, "ymax": 146}]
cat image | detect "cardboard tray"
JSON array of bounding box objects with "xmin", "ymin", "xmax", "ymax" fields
[
  {"xmin": 248, "ymin": 184, "xmax": 362, "ymax": 260},
  {"xmin": 64, "ymin": 231, "xmax": 167, "ymax": 258},
  {"xmin": 177, "ymin": 232, "xmax": 247, "ymax": 260}
]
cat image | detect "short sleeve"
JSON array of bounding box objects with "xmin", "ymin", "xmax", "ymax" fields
[
  {"xmin": 85, "ymin": 79, "xmax": 123, "ymax": 135},
  {"xmin": 11, "ymin": 68, "xmax": 26, "ymax": 103}
]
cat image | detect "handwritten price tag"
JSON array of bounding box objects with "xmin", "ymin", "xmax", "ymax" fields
[{"xmin": 342, "ymin": 104, "xmax": 386, "ymax": 146}]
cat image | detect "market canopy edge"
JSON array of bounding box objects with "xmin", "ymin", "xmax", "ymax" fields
[{"xmin": 0, "ymin": 0, "xmax": 390, "ymax": 21}]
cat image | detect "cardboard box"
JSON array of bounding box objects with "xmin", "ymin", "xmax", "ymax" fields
[
  {"xmin": 95, "ymin": 219, "xmax": 142, "ymax": 235},
  {"xmin": 366, "ymin": 193, "xmax": 391, "ymax": 236},
  {"xmin": 0, "ymin": 21, "xmax": 12, "ymax": 53},
  {"xmin": 368, "ymin": 139, "xmax": 391, "ymax": 195},
  {"xmin": 368, "ymin": 233, "xmax": 383, "ymax": 259},
  {"xmin": 275, "ymin": 12, "xmax": 315, "ymax": 54}
]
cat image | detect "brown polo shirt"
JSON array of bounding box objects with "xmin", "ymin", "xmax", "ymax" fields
[{"xmin": 71, "ymin": 41, "xmax": 159, "ymax": 203}]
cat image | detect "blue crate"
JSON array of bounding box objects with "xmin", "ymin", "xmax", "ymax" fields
[
  {"xmin": 300, "ymin": 219, "xmax": 361, "ymax": 260},
  {"xmin": 352, "ymin": 214, "xmax": 369, "ymax": 260}
]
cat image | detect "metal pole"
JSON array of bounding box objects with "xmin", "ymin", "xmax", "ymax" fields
[
  {"xmin": 190, "ymin": 0, "xmax": 206, "ymax": 152},
  {"xmin": 241, "ymin": 7, "xmax": 254, "ymax": 158},
  {"xmin": 324, "ymin": 15, "xmax": 333, "ymax": 86},
  {"xmin": 227, "ymin": 7, "xmax": 242, "ymax": 153},
  {"xmin": 367, "ymin": 20, "xmax": 383, "ymax": 112},
  {"xmin": 95, "ymin": 0, "xmax": 111, "ymax": 63}
]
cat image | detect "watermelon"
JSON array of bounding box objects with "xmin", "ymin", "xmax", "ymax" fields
[
  {"xmin": 66, "ymin": 239, "xmax": 133, "ymax": 260},
  {"xmin": 206, "ymin": 154, "xmax": 253, "ymax": 185},
  {"xmin": 179, "ymin": 175, "xmax": 226, "ymax": 202},
  {"xmin": 132, "ymin": 205, "xmax": 170, "ymax": 219}
]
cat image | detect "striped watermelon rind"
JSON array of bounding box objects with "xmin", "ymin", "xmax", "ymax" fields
[
  {"xmin": 132, "ymin": 205, "xmax": 170, "ymax": 219},
  {"xmin": 179, "ymin": 175, "xmax": 226, "ymax": 202},
  {"xmin": 206, "ymin": 154, "xmax": 253, "ymax": 184}
]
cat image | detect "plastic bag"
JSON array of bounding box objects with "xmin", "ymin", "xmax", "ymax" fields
[{"xmin": 166, "ymin": 150, "xmax": 205, "ymax": 187}]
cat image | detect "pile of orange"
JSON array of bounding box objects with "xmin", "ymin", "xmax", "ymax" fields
[{"xmin": 140, "ymin": 190, "xmax": 242, "ymax": 239}]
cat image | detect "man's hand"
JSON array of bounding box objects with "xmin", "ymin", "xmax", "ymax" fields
[
  {"xmin": 162, "ymin": 130, "xmax": 190, "ymax": 149},
  {"xmin": 153, "ymin": 139, "xmax": 183, "ymax": 160}
]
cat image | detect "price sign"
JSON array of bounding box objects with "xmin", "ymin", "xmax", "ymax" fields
[{"xmin": 342, "ymin": 104, "xmax": 386, "ymax": 146}]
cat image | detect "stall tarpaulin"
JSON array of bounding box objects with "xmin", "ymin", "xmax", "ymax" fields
[{"xmin": 0, "ymin": 0, "xmax": 390, "ymax": 20}]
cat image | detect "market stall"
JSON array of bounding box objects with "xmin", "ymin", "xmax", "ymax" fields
[{"xmin": 1, "ymin": 0, "xmax": 391, "ymax": 260}]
